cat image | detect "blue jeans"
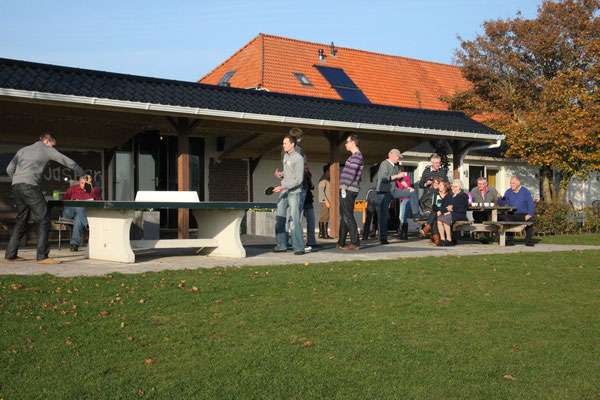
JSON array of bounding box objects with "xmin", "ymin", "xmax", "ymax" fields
[
  {"xmin": 303, "ymin": 203, "xmax": 317, "ymax": 246},
  {"xmin": 62, "ymin": 207, "xmax": 88, "ymax": 246},
  {"xmin": 5, "ymin": 184, "xmax": 50, "ymax": 261},
  {"xmin": 399, "ymin": 198, "xmax": 410, "ymax": 223},
  {"xmin": 275, "ymin": 191, "xmax": 304, "ymax": 252},
  {"xmin": 391, "ymin": 189, "xmax": 421, "ymax": 215},
  {"xmin": 285, "ymin": 189, "xmax": 307, "ymax": 246}
]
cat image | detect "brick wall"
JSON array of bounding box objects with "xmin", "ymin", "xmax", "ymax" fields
[{"xmin": 208, "ymin": 158, "xmax": 248, "ymax": 201}]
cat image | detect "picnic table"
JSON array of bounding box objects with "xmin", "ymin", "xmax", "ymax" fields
[
  {"xmin": 48, "ymin": 200, "xmax": 276, "ymax": 263},
  {"xmin": 453, "ymin": 205, "xmax": 532, "ymax": 246}
]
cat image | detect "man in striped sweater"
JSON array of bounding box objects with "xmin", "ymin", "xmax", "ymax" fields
[{"xmin": 336, "ymin": 134, "xmax": 364, "ymax": 251}]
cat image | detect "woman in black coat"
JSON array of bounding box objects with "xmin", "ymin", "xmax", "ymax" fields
[{"xmin": 437, "ymin": 179, "xmax": 469, "ymax": 246}]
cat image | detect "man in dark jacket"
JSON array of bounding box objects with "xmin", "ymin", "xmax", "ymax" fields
[{"xmin": 4, "ymin": 133, "xmax": 87, "ymax": 264}]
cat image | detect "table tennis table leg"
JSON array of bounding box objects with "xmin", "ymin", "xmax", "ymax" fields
[
  {"xmin": 86, "ymin": 209, "xmax": 136, "ymax": 263},
  {"xmin": 192, "ymin": 209, "xmax": 246, "ymax": 257}
]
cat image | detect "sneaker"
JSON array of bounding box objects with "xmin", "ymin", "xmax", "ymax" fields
[
  {"xmin": 335, "ymin": 243, "xmax": 344, "ymax": 249},
  {"xmin": 272, "ymin": 248, "xmax": 287, "ymax": 253},
  {"xmin": 3, "ymin": 256, "xmax": 26, "ymax": 262},
  {"xmin": 294, "ymin": 251, "xmax": 305, "ymax": 255},
  {"xmin": 380, "ymin": 239, "xmax": 389, "ymax": 245},
  {"xmin": 342, "ymin": 244, "xmax": 359, "ymax": 250},
  {"xmin": 304, "ymin": 246, "xmax": 312, "ymax": 253},
  {"xmin": 37, "ymin": 258, "xmax": 61, "ymax": 264},
  {"xmin": 525, "ymin": 242, "xmax": 535, "ymax": 247},
  {"xmin": 70, "ymin": 243, "xmax": 79, "ymax": 252}
]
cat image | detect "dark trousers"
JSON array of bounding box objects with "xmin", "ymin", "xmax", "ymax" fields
[
  {"xmin": 377, "ymin": 192, "xmax": 392, "ymax": 240},
  {"xmin": 5, "ymin": 184, "xmax": 51, "ymax": 261},
  {"xmin": 501, "ymin": 213, "xmax": 534, "ymax": 243},
  {"xmin": 338, "ymin": 190, "xmax": 359, "ymax": 247},
  {"xmin": 362, "ymin": 190, "xmax": 380, "ymax": 240},
  {"xmin": 426, "ymin": 210, "xmax": 439, "ymax": 235}
]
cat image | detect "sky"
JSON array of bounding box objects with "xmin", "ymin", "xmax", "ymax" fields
[{"xmin": 0, "ymin": 0, "xmax": 543, "ymax": 82}]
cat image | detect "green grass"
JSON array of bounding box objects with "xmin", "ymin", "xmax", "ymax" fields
[
  {"xmin": 1, "ymin": 251, "xmax": 600, "ymax": 399},
  {"xmin": 534, "ymin": 233, "xmax": 600, "ymax": 246}
]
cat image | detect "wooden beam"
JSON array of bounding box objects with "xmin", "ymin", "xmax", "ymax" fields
[
  {"xmin": 324, "ymin": 131, "xmax": 344, "ymax": 237},
  {"xmin": 177, "ymin": 129, "xmax": 190, "ymax": 239}
]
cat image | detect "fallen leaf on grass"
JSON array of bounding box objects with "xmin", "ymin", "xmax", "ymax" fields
[
  {"xmin": 511, "ymin": 344, "xmax": 519, "ymax": 350},
  {"xmin": 503, "ymin": 375, "xmax": 517, "ymax": 380},
  {"xmin": 65, "ymin": 340, "xmax": 72, "ymax": 345},
  {"xmin": 145, "ymin": 358, "xmax": 155, "ymax": 364},
  {"xmin": 303, "ymin": 341, "xmax": 314, "ymax": 347},
  {"xmin": 120, "ymin": 322, "xmax": 125, "ymax": 328}
]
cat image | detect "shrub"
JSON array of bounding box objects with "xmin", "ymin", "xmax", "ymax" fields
[{"xmin": 533, "ymin": 201, "xmax": 591, "ymax": 236}]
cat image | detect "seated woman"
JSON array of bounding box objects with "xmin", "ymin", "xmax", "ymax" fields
[
  {"xmin": 436, "ymin": 179, "xmax": 469, "ymax": 246},
  {"xmin": 420, "ymin": 177, "xmax": 447, "ymax": 246},
  {"xmin": 395, "ymin": 166, "xmax": 412, "ymax": 240}
]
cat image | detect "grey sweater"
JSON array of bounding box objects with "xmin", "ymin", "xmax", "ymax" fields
[
  {"xmin": 6, "ymin": 141, "xmax": 86, "ymax": 187},
  {"xmin": 280, "ymin": 150, "xmax": 304, "ymax": 194},
  {"xmin": 375, "ymin": 159, "xmax": 398, "ymax": 193}
]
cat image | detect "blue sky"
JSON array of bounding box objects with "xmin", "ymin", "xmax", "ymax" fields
[{"xmin": 1, "ymin": 1, "xmax": 542, "ymax": 82}]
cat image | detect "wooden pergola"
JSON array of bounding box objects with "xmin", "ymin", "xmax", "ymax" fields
[{"xmin": 0, "ymin": 58, "xmax": 504, "ymax": 239}]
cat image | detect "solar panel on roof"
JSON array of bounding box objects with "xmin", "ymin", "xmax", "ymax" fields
[
  {"xmin": 314, "ymin": 65, "xmax": 358, "ymax": 89},
  {"xmin": 334, "ymin": 88, "xmax": 371, "ymax": 104}
]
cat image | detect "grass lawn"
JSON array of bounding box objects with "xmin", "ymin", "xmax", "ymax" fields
[
  {"xmin": 534, "ymin": 233, "xmax": 600, "ymax": 246},
  {"xmin": 1, "ymin": 250, "xmax": 599, "ymax": 399}
]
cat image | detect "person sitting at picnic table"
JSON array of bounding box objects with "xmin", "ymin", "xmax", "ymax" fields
[
  {"xmin": 470, "ymin": 176, "xmax": 502, "ymax": 244},
  {"xmin": 497, "ymin": 176, "xmax": 535, "ymax": 247},
  {"xmin": 418, "ymin": 154, "xmax": 449, "ymax": 219},
  {"xmin": 437, "ymin": 179, "xmax": 468, "ymax": 247},
  {"xmin": 419, "ymin": 177, "xmax": 447, "ymax": 245},
  {"xmin": 62, "ymin": 175, "xmax": 102, "ymax": 251}
]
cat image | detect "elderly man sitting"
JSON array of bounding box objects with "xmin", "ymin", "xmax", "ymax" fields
[
  {"xmin": 61, "ymin": 176, "xmax": 102, "ymax": 251},
  {"xmin": 470, "ymin": 176, "xmax": 502, "ymax": 244},
  {"xmin": 497, "ymin": 176, "xmax": 535, "ymax": 247}
]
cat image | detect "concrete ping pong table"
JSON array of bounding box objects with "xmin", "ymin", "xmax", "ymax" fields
[{"xmin": 49, "ymin": 199, "xmax": 276, "ymax": 263}]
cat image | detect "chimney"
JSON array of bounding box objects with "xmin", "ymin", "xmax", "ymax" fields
[
  {"xmin": 318, "ymin": 49, "xmax": 325, "ymax": 61},
  {"xmin": 330, "ymin": 42, "xmax": 337, "ymax": 57}
]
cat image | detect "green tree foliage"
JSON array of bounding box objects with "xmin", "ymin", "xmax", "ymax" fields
[{"xmin": 443, "ymin": 0, "xmax": 600, "ymax": 203}]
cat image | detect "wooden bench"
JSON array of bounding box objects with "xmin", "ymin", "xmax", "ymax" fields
[
  {"xmin": 48, "ymin": 192, "xmax": 275, "ymax": 263},
  {"xmin": 452, "ymin": 220, "xmax": 533, "ymax": 246}
]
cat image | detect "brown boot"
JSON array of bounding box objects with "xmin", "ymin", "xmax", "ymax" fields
[
  {"xmin": 37, "ymin": 258, "xmax": 61, "ymax": 264},
  {"xmin": 432, "ymin": 234, "xmax": 440, "ymax": 246},
  {"xmin": 419, "ymin": 224, "xmax": 431, "ymax": 237}
]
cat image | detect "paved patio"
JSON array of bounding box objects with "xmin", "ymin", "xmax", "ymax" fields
[{"xmin": 2, "ymin": 235, "xmax": 598, "ymax": 277}]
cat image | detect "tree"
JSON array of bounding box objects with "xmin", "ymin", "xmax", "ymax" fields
[{"xmin": 443, "ymin": 0, "xmax": 600, "ymax": 203}]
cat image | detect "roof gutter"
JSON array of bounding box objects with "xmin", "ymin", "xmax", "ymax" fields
[
  {"xmin": 459, "ymin": 139, "xmax": 503, "ymax": 179},
  {"xmin": 0, "ymin": 88, "xmax": 505, "ymax": 142}
]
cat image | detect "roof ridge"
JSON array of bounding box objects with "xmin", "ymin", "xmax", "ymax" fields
[
  {"xmin": 258, "ymin": 33, "xmax": 460, "ymax": 69},
  {"xmin": 197, "ymin": 34, "xmax": 262, "ymax": 83}
]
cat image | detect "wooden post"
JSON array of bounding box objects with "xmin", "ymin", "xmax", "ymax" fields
[
  {"xmin": 177, "ymin": 130, "xmax": 190, "ymax": 239},
  {"xmin": 167, "ymin": 117, "xmax": 200, "ymax": 239},
  {"xmin": 324, "ymin": 131, "xmax": 347, "ymax": 238}
]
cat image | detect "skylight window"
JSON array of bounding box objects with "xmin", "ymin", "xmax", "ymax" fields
[
  {"xmin": 313, "ymin": 65, "xmax": 371, "ymax": 104},
  {"xmin": 293, "ymin": 73, "xmax": 313, "ymax": 87},
  {"xmin": 218, "ymin": 70, "xmax": 236, "ymax": 85}
]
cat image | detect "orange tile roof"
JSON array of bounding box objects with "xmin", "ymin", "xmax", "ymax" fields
[{"xmin": 199, "ymin": 33, "xmax": 472, "ymax": 111}]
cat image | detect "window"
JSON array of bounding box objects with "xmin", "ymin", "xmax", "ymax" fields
[
  {"xmin": 313, "ymin": 65, "xmax": 371, "ymax": 104},
  {"xmin": 218, "ymin": 70, "xmax": 236, "ymax": 85},
  {"xmin": 293, "ymin": 72, "xmax": 313, "ymax": 87}
]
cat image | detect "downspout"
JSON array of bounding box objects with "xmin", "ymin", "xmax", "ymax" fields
[{"xmin": 458, "ymin": 139, "xmax": 502, "ymax": 180}]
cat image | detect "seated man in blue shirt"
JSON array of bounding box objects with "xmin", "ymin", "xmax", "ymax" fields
[{"xmin": 497, "ymin": 176, "xmax": 535, "ymax": 247}]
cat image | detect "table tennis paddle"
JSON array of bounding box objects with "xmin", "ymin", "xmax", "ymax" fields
[{"xmin": 264, "ymin": 186, "xmax": 275, "ymax": 196}]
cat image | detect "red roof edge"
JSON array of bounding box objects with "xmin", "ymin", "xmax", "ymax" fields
[{"xmin": 198, "ymin": 33, "xmax": 264, "ymax": 83}]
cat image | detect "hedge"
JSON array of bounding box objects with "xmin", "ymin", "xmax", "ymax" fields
[{"xmin": 533, "ymin": 201, "xmax": 600, "ymax": 236}]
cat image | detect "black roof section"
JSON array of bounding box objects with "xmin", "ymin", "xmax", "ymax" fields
[{"xmin": 0, "ymin": 58, "xmax": 501, "ymax": 136}]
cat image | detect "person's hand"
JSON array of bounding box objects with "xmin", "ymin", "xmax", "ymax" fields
[
  {"xmin": 426, "ymin": 180, "xmax": 432, "ymax": 187},
  {"xmin": 325, "ymin": 199, "xmax": 330, "ymax": 208},
  {"xmin": 273, "ymin": 186, "xmax": 284, "ymax": 193},
  {"xmin": 409, "ymin": 187, "xmax": 415, "ymax": 192},
  {"xmin": 275, "ymin": 168, "xmax": 283, "ymax": 179},
  {"xmin": 497, "ymin": 193, "xmax": 502, "ymax": 199},
  {"xmin": 447, "ymin": 205, "xmax": 453, "ymax": 212},
  {"xmin": 525, "ymin": 214, "xmax": 532, "ymax": 221}
]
